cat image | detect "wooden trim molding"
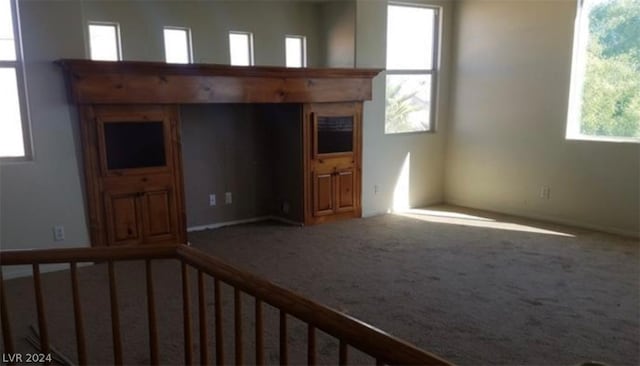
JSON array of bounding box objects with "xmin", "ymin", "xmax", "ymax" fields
[{"xmin": 58, "ymin": 59, "xmax": 382, "ymax": 104}]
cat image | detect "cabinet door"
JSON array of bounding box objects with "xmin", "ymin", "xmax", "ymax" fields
[
  {"xmin": 141, "ymin": 188, "xmax": 177, "ymax": 243},
  {"xmin": 335, "ymin": 168, "xmax": 356, "ymax": 213},
  {"xmin": 313, "ymin": 171, "xmax": 335, "ymax": 216},
  {"xmin": 104, "ymin": 191, "xmax": 142, "ymax": 246}
]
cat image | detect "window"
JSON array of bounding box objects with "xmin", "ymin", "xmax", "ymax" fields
[
  {"xmin": 229, "ymin": 31, "xmax": 253, "ymax": 66},
  {"xmin": 88, "ymin": 22, "xmax": 121, "ymax": 61},
  {"xmin": 385, "ymin": 4, "xmax": 440, "ymax": 134},
  {"xmin": 0, "ymin": 0, "xmax": 30, "ymax": 160},
  {"xmin": 285, "ymin": 35, "xmax": 306, "ymax": 68},
  {"xmin": 163, "ymin": 27, "xmax": 192, "ymax": 64},
  {"xmin": 567, "ymin": 0, "xmax": 639, "ymax": 141}
]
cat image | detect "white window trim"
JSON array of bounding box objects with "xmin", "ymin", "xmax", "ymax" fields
[
  {"xmin": 566, "ymin": 0, "xmax": 639, "ymax": 143},
  {"xmin": 229, "ymin": 31, "xmax": 254, "ymax": 66},
  {"xmin": 87, "ymin": 21, "xmax": 123, "ymax": 61},
  {"xmin": 1, "ymin": 0, "xmax": 33, "ymax": 162},
  {"xmin": 285, "ymin": 34, "xmax": 307, "ymax": 68},
  {"xmin": 163, "ymin": 26, "xmax": 194, "ymax": 64},
  {"xmin": 385, "ymin": 3, "xmax": 441, "ymax": 135}
]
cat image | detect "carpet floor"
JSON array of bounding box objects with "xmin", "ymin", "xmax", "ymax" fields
[{"xmin": 2, "ymin": 206, "xmax": 638, "ymax": 365}]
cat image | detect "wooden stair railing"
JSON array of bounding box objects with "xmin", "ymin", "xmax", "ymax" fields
[{"xmin": 0, "ymin": 246, "xmax": 452, "ymax": 366}]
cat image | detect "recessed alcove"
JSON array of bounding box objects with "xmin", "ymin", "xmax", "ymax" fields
[{"xmin": 180, "ymin": 104, "xmax": 303, "ymax": 228}]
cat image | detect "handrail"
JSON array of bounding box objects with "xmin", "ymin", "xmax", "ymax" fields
[
  {"xmin": 177, "ymin": 246, "xmax": 451, "ymax": 365},
  {"xmin": 1, "ymin": 245, "xmax": 453, "ymax": 366},
  {"xmin": 0, "ymin": 246, "xmax": 177, "ymax": 265}
]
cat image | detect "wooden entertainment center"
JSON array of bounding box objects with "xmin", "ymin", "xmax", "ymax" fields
[{"xmin": 59, "ymin": 60, "xmax": 380, "ymax": 247}]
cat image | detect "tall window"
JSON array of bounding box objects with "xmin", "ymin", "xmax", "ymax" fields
[
  {"xmin": 88, "ymin": 22, "xmax": 121, "ymax": 61},
  {"xmin": 567, "ymin": 0, "xmax": 640, "ymax": 141},
  {"xmin": 163, "ymin": 27, "xmax": 192, "ymax": 64},
  {"xmin": 385, "ymin": 4, "xmax": 440, "ymax": 134},
  {"xmin": 0, "ymin": 0, "xmax": 30, "ymax": 159},
  {"xmin": 285, "ymin": 35, "xmax": 306, "ymax": 68},
  {"xmin": 229, "ymin": 31, "xmax": 254, "ymax": 66}
]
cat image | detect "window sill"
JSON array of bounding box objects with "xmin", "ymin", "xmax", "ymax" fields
[{"xmin": 565, "ymin": 134, "xmax": 640, "ymax": 144}]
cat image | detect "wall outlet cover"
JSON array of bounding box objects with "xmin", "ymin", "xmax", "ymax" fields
[
  {"xmin": 225, "ymin": 192, "xmax": 232, "ymax": 204},
  {"xmin": 53, "ymin": 225, "xmax": 65, "ymax": 241}
]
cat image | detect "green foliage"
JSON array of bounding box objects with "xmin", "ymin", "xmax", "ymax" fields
[
  {"xmin": 580, "ymin": 0, "xmax": 640, "ymax": 138},
  {"xmin": 385, "ymin": 78, "xmax": 429, "ymax": 133}
]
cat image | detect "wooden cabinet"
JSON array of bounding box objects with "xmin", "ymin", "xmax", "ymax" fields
[
  {"xmin": 80, "ymin": 105, "xmax": 186, "ymax": 247},
  {"xmin": 304, "ymin": 103, "xmax": 362, "ymax": 225}
]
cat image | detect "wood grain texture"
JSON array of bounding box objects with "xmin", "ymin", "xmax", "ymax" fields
[
  {"xmin": 146, "ymin": 260, "xmax": 159, "ymax": 365},
  {"xmin": 0, "ymin": 269, "xmax": 15, "ymax": 356},
  {"xmin": 58, "ymin": 60, "xmax": 380, "ymax": 105},
  {"xmin": 182, "ymin": 263, "xmax": 193, "ymax": 365},
  {"xmin": 107, "ymin": 261, "xmax": 123, "ymax": 365},
  {"xmin": 197, "ymin": 271, "xmax": 208, "ymax": 366},
  {"xmin": 32, "ymin": 264, "xmax": 50, "ymax": 355},
  {"xmin": 70, "ymin": 262, "xmax": 88, "ymax": 365}
]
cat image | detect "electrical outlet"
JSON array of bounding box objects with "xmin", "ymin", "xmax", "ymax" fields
[
  {"xmin": 540, "ymin": 186, "xmax": 551, "ymax": 200},
  {"xmin": 209, "ymin": 194, "xmax": 216, "ymax": 206},
  {"xmin": 53, "ymin": 225, "xmax": 65, "ymax": 242},
  {"xmin": 225, "ymin": 192, "xmax": 232, "ymax": 204}
]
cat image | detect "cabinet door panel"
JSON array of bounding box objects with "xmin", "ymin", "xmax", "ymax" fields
[
  {"xmin": 105, "ymin": 192, "xmax": 142, "ymax": 246},
  {"xmin": 313, "ymin": 172, "xmax": 334, "ymax": 216},
  {"xmin": 141, "ymin": 189, "xmax": 176, "ymax": 242},
  {"xmin": 335, "ymin": 168, "xmax": 355, "ymax": 213}
]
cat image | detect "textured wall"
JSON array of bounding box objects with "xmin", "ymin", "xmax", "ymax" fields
[{"xmin": 445, "ymin": 0, "xmax": 640, "ymax": 236}]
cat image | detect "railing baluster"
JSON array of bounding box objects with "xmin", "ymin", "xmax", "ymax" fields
[
  {"xmin": 280, "ymin": 310, "xmax": 288, "ymax": 365},
  {"xmin": 0, "ymin": 269, "xmax": 15, "ymax": 356},
  {"xmin": 339, "ymin": 340, "xmax": 348, "ymax": 365},
  {"xmin": 70, "ymin": 262, "xmax": 87, "ymax": 365},
  {"xmin": 234, "ymin": 288, "xmax": 242, "ymax": 365},
  {"xmin": 214, "ymin": 279, "xmax": 224, "ymax": 365},
  {"xmin": 182, "ymin": 262, "xmax": 193, "ymax": 365},
  {"xmin": 108, "ymin": 261, "xmax": 123, "ymax": 365},
  {"xmin": 307, "ymin": 325, "xmax": 316, "ymax": 366},
  {"xmin": 145, "ymin": 260, "xmax": 159, "ymax": 365},
  {"xmin": 255, "ymin": 299, "xmax": 264, "ymax": 365},
  {"xmin": 32, "ymin": 264, "xmax": 50, "ymax": 356},
  {"xmin": 198, "ymin": 271, "xmax": 209, "ymax": 365}
]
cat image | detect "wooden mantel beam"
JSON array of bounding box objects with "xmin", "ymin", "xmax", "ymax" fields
[{"xmin": 58, "ymin": 59, "xmax": 382, "ymax": 105}]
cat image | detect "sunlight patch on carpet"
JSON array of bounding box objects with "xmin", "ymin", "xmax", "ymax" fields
[{"xmin": 396, "ymin": 208, "xmax": 575, "ymax": 237}]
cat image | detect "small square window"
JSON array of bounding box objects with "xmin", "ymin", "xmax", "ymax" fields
[
  {"xmin": 163, "ymin": 27, "xmax": 192, "ymax": 64},
  {"xmin": 229, "ymin": 31, "xmax": 253, "ymax": 66},
  {"xmin": 88, "ymin": 22, "xmax": 121, "ymax": 61}
]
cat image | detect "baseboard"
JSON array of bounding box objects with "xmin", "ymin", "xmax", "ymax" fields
[
  {"xmin": 443, "ymin": 199, "xmax": 640, "ymax": 239},
  {"xmin": 187, "ymin": 216, "xmax": 271, "ymax": 232},
  {"xmin": 269, "ymin": 215, "xmax": 304, "ymax": 226},
  {"xmin": 3, "ymin": 262, "xmax": 93, "ymax": 280}
]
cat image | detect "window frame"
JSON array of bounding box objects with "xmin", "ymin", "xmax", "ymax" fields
[
  {"xmin": 87, "ymin": 21, "xmax": 122, "ymax": 61},
  {"xmin": 566, "ymin": 0, "xmax": 640, "ymax": 143},
  {"xmin": 384, "ymin": 3, "xmax": 441, "ymax": 135},
  {"xmin": 228, "ymin": 31, "xmax": 254, "ymax": 66},
  {"xmin": 1, "ymin": 0, "xmax": 32, "ymax": 162},
  {"xmin": 285, "ymin": 34, "xmax": 307, "ymax": 68},
  {"xmin": 163, "ymin": 26, "xmax": 193, "ymax": 64}
]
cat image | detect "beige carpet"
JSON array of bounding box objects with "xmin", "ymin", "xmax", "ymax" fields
[{"xmin": 2, "ymin": 206, "xmax": 639, "ymax": 365}]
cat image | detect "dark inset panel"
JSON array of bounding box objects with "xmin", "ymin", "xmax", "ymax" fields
[
  {"xmin": 317, "ymin": 116, "xmax": 353, "ymax": 154},
  {"xmin": 104, "ymin": 121, "xmax": 166, "ymax": 170}
]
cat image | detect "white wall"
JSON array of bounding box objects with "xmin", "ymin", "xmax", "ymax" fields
[
  {"xmin": 445, "ymin": 0, "xmax": 640, "ymax": 236},
  {"xmin": 355, "ymin": 0, "xmax": 454, "ymax": 216},
  {"xmin": 319, "ymin": 0, "xmax": 355, "ymax": 68},
  {"xmin": 0, "ymin": 0, "xmax": 325, "ymax": 255}
]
